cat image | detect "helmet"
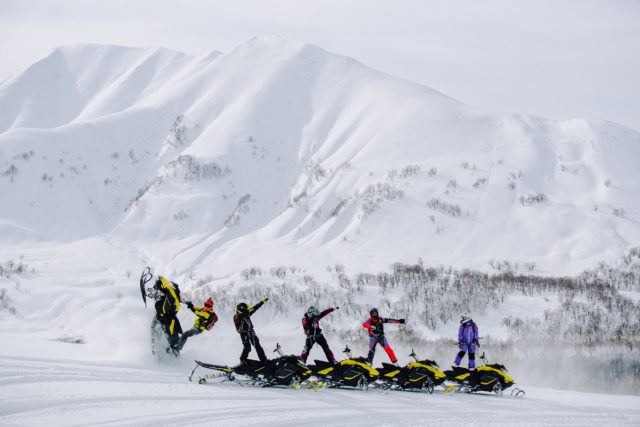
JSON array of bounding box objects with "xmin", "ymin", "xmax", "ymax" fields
[
  {"xmin": 460, "ymin": 312, "xmax": 472, "ymax": 324},
  {"xmin": 370, "ymin": 308, "xmax": 379, "ymax": 317},
  {"xmin": 204, "ymin": 298, "xmax": 214, "ymax": 309},
  {"xmin": 307, "ymin": 306, "xmax": 320, "ymax": 317},
  {"xmin": 236, "ymin": 302, "xmax": 248, "ymax": 314}
]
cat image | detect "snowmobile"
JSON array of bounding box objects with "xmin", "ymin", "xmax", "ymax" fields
[
  {"xmin": 443, "ymin": 352, "xmax": 525, "ymax": 397},
  {"xmin": 139, "ymin": 267, "xmax": 186, "ymax": 358},
  {"xmin": 189, "ymin": 343, "xmax": 315, "ymax": 389},
  {"xmin": 376, "ymin": 349, "xmax": 447, "ymax": 393},
  {"xmin": 307, "ymin": 346, "xmax": 379, "ymax": 391}
]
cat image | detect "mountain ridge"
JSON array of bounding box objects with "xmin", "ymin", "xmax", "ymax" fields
[{"xmin": 1, "ymin": 36, "xmax": 638, "ymax": 275}]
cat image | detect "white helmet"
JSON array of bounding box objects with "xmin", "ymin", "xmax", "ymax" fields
[
  {"xmin": 307, "ymin": 306, "xmax": 320, "ymax": 317},
  {"xmin": 460, "ymin": 312, "xmax": 472, "ymax": 324}
]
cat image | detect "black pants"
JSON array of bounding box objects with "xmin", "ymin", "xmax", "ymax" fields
[
  {"xmin": 157, "ymin": 314, "xmax": 182, "ymax": 349},
  {"xmin": 301, "ymin": 334, "xmax": 336, "ymax": 364},
  {"xmin": 240, "ymin": 331, "xmax": 267, "ymax": 363},
  {"xmin": 176, "ymin": 327, "xmax": 202, "ymax": 350}
]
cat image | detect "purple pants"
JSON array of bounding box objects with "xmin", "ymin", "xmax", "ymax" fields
[{"xmin": 454, "ymin": 343, "xmax": 476, "ymax": 368}]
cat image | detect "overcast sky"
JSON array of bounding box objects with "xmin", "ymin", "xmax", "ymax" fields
[{"xmin": 1, "ymin": 0, "xmax": 639, "ymax": 130}]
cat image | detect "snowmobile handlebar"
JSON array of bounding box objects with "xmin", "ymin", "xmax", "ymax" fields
[
  {"xmin": 409, "ymin": 348, "xmax": 419, "ymax": 361},
  {"xmin": 342, "ymin": 346, "xmax": 353, "ymax": 357},
  {"xmin": 139, "ymin": 267, "xmax": 154, "ymax": 307},
  {"xmin": 273, "ymin": 343, "xmax": 284, "ymax": 357}
]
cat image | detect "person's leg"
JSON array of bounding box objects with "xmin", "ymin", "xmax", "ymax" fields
[
  {"xmin": 380, "ymin": 336, "xmax": 398, "ymax": 363},
  {"xmin": 316, "ymin": 335, "xmax": 336, "ymax": 364},
  {"xmin": 468, "ymin": 351, "xmax": 476, "ymax": 369},
  {"xmin": 240, "ymin": 333, "xmax": 251, "ymax": 363},
  {"xmin": 454, "ymin": 343, "xmax": 468, "ymax": 366},
  {"xmin": 253, "ymin": 335, "xmax": 268, "ymax": 363},
  {"xmin": 300, "ymin": 336, "xmax": 315, "ymax": 363},
  {"xmin": 176, "ymin": 328, "xmax": 201, "ymax": 350},
  {"xmin": 167, "ymin": 318, "xmax": 181, "ymax": 350},
  {"xmin": 367, "ymin": 337, "xmax": 378, "ymax": 363}
]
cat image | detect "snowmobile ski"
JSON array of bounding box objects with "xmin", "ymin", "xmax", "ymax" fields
[{"xmin": 139, "ymin": 266, "xmax": 153, "ymax": 306}]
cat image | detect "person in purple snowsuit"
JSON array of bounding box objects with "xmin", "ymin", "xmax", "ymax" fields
[
  {"xmin": 300, "ymin": 306, "xmax": 338, "ymax": 364},
  {"xmin": 454, "ymin": 312, "xmax": 480, "ymax": 369}
]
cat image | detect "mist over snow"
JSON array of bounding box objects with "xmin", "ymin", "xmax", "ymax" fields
[{"xmin": 1, "ymin": 37, "xmax": 639, "ymax": 425}]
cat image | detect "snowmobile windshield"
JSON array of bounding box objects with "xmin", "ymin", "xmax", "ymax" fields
[{"xmin": 489, "ymin": 363, "xmax": 507, "ymax": 372}]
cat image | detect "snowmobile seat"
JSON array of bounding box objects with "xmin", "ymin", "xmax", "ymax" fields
[
  {"xmin": 314, "ymin": 360, "xmax": 332, "ymax": 368},
  {"xmin": 420, "ymin": 359, "xmax": 439, "ymax": 367}
]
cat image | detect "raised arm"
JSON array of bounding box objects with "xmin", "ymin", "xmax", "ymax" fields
[
  {"xmin": 249, "ymin": 298, "xmax": 268, "ymax": 315},
  {"xmin": 382, "ymin": 318, "xmax": 405, "ymax": 324},
  {"xmin": 318, "ymin": 307, "xmax": 338, "ymax": 320}
]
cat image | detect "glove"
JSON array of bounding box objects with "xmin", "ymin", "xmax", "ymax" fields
[
  {"xmin": 399, "ymin": 319, "xmax": 406, "ymax": 324},
  {"xmin": 476, "ymin": 342, "xmax": 480, "ymax": 348},
  {"xmin": 263, "ymin": 298, "xmax": 269, "ymax": 304},
  {"xmin": 335, "ymin": 306, "xmax": 340, "ymax": 310},
  {"xmin": 370, "ymin": 325, "xmax": 377, "ymax": 331}
]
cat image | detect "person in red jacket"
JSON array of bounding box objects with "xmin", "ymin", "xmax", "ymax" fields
[
  {"xmin": 362, "ymin": 308, "xmax": 405, "ymax": 365},
  {"xmin": 300, "ymin": 305, "xmax": 338, "ymax": 364}
]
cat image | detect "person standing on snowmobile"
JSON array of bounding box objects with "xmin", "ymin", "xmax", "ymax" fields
[
  {"xmin": 362, "ymin": 308, "xmax": 405, "ymax": 365},
  {"xmin": 175, "ymin": 297, "xmax": 218, "ymax": 351},
  {"xmin": 454, "ymin": 312, "xmax": 479, "ymax": 369},
  {"xmin": 234, "ymin": 298, "xmax": 269, "ymax": 364},
  {"xmin": 300, "ymin": 306, "xmax": 339, "ymax": 364},
  {"xmin": 153, "ymin": 276, "xmax": 183, "ymax": 354}
]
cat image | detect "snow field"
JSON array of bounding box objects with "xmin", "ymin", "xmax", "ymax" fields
[{"xmin": 1, "ymin": 349, "xmax": 639, "ymax": 427}]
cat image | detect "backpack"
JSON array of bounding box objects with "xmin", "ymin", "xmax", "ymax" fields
[{"xmin": 205, "ymin": 312, "xmax": 218, "ymax": 331}]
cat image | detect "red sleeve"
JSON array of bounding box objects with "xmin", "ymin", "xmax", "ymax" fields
[{"xmin": 362, "ymin": 321, "xmax": 372, "ymax": 329}]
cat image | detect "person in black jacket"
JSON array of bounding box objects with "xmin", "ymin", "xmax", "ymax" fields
[{"xmin": 233, "ymin": 298, "xmax": 269, "ymax": 364}]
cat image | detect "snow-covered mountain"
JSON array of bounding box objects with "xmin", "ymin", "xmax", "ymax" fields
[
  {"xmin": 1, "ymin": 36, "xmax": 639, "ymax": 276},
  {"xmin": 1, "ymin": 37, "xmax": 639, "ymax": 412}
]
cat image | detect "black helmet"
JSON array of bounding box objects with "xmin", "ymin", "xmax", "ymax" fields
[
  {"xmin": 236, "ymin": 302, "xmax": 248, "ymax": 314},
  {"xmin": 370, "ymin": 308, "xmax": 379, "ymax": 317}
]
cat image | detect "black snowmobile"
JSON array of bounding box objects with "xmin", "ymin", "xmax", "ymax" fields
[
  {"xmin": 443, "ymin": 352, "xmax": 524, "ymax": 397},
  {"xmin": 189, "ymin": 343, "xmax": 313, "ymax": 389},
  {"xmin": 139, "ymin": 267, "xmax": 187, "ymax": 358},
  {"xmin": 376, "ymin": 349, "xmax": 447, "ymax": 393},
  {"xmin": 307, "ymin": 346, "xmax": 379, "ymax": 391}
]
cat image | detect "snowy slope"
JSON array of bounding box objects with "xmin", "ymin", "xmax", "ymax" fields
[{"xmin": 1, "ymin": 36, "xmax": 639, "ymax": 275}]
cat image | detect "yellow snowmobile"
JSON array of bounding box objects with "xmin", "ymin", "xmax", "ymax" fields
[
  {"xmin": 444, "ymin": 352, "xmax": 525, "ymax": 397},
  {"xmin": 308, "ymin": 346, "xmax": 379, "ymax": 391},
  {"xmin": 376, "ymin": 349, "xmax": 447, "ymax": 393}
]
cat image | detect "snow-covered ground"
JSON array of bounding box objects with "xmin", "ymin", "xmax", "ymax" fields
[{"xmin": 1, "ymin": 340, "xmax": 639, "ymax": 427}]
